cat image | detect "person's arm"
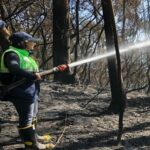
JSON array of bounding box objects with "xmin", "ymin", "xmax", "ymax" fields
[{"xmin": 4, "ymin": 52, "xmax": 37, "ymax": 80}]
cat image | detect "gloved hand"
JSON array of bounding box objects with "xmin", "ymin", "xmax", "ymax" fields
[
  {"xmin": 57, "ymin": 64, "xmax": 69, "ymax": 72},
  {"xmin": 34, "ymin": 72, "xmax": 42, "ymax": 80}
]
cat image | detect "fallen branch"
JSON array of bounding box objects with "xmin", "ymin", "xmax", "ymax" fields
[
  {"xmin": 127, "ymin": 84, "xmax": 148, "ymax": 93},
  {"xmin": 54, "ymin": 113, "xmax": 68, "ymax": 148}
]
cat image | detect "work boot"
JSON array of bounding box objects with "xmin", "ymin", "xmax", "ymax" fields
[
  {"xmin": 18, "ymin": 125, "xmax": 55, "ymax": 150},
  {"xmin": 32, "ymin": 118, "xmax": 52, "ymax": 143}
]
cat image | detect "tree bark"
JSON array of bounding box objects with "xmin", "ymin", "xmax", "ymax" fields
[
  {"xmin": 53, "ymin": 0, "xmax": 72, "ymax": 83},
  {"xmin": 101, "ymin": 0, "xmax": 126, "ymax": 142},
  {"xmin": 121, "ymin": 0, "xmax": 126, "ymax": 41},
  {"xmin": 73, "ymin": 0, "xmax": 79, "ymax": 75},
  {"xmin": 101, "ymin": 0, "xmax": 126, "ymax": 113}
]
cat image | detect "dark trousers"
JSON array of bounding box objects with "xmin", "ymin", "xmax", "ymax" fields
[{"xmin": 12, "ymin": 95, "xmax": 38, "ymax": 128}]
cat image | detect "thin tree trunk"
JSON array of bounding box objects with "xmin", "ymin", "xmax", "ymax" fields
[
  {"xmin": 101, "ymin": 0, "xmax": 126, "ymax": 143},
  {"xmin": 73, "ymin": 0, "xmax": 80, "ymax": 75},
  {"xmin": 121, "ymin": 0, "xmax": 126, "ymax": 41}
]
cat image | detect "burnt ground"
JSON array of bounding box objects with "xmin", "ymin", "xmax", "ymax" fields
[{"xmin": 0, "ymin": 82, "xmax": 150, "ymax": 150}]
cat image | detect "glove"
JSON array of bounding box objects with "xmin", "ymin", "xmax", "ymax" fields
[
  {"xmin": 0, "ymin": 20, "xmax": 6, "ymax": 29},
  {"xmin": 57, "ymin": 64, "xmax": 69, "ymax": 72}
]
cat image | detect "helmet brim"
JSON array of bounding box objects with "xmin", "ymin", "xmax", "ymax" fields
[{"xmin": 25, "ymin": 37, "xmax": 41, "ymax": 43}]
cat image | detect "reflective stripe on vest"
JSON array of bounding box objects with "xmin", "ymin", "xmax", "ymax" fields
[{"xmin": 0, "ymin": 46, "xmax": 39, "ymax": 73}]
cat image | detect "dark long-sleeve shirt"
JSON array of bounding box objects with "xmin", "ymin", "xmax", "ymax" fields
[
  {"xmin": 4, "ymin": 52, "xmax": 36, "ymax": 80},
  {"xmin": 3, "ymin": 51, "xmax": 40, "ymax": 101}
]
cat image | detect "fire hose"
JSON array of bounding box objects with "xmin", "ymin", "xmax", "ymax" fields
[
  {"xmin": 0, "ymin": 64, "xmax": 69, "ymax": 98},
  {"xmin": 1, "ymin": 39, "xmax": 150, "ymax": 98}
]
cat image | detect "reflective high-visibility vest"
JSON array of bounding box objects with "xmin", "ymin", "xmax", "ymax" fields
[{"xmin": 0, "ymin": 46, "xmax": 39, "ymax": 73}]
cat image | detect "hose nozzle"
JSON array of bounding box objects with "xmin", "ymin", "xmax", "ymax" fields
[{"xmin": 56, "ymin": 64, "xmax": 69, "ymax": 72}]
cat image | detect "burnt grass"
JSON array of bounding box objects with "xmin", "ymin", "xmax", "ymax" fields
[{"xmin": 0, "ymin": 82, "xmax": 150, "ymax": 150}]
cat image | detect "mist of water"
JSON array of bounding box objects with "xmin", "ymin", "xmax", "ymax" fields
[{"xmin": 68, "ymin": 40, "xmax": 150, "ymax": 68}]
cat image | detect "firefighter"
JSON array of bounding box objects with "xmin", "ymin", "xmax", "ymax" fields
[
  {"xmin": 0, "ymin": 20, "xmax": 11, "ymax": 133},
  {"xmin": 0, "ymin": 31, "xmax": 55, "ymax": 149}
]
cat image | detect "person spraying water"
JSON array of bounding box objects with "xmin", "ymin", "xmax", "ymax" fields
[
  {"xmin": 0, "ymin": 39, "xmax": 149, "ymax": 149},
  {"xmin": 1, "ymin": 39, "xmax": 150, "ymax": 95}
]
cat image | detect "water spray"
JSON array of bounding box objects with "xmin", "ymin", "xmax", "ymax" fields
[
  {"xmin": 33, "ymin": 40, "xmax": 150, "ymax": 76},
  {"xmin": 1, "ymin": 40, "xmax": 150, "ymax": 97},
  {"xmin": 68, "ymin": 40, "xmax": 150, "ymax": 68}
]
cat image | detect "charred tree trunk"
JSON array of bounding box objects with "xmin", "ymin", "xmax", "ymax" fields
[
  {"xmin": 53, "ymin": 0, "xmax": 74, "ymax": 83},
  {"xmin": 101, "ymin": 0, "xmax": 126, "ymax": 143},
  {"xmin": 73, "ymin": 0, "xmax": 79, "ymax": 75},
  {"xmin": 121, "ymin": 0, "xmax": 126, "ymax": 41}
]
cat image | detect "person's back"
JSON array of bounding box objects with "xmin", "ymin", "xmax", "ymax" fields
[
  {"xmin": 0, "ymin": 20, "xmax": 11, "ymax": 133},
  {"xmin": 0, "ymin": 20, "xmax": 12, "ymax": 102},
  {"xmin": 0, "ymin": 31, "xmax": 54, "ymax": 149}
]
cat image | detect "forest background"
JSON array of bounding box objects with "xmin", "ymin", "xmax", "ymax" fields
[{"xmin": 0, "ymin": 0, "xmax": 149, "ymax": 95}]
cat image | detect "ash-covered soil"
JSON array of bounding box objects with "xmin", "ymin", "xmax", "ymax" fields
[{"xmin": 0, "ymin": 82, "xmax": 150, "ymax": 150}]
